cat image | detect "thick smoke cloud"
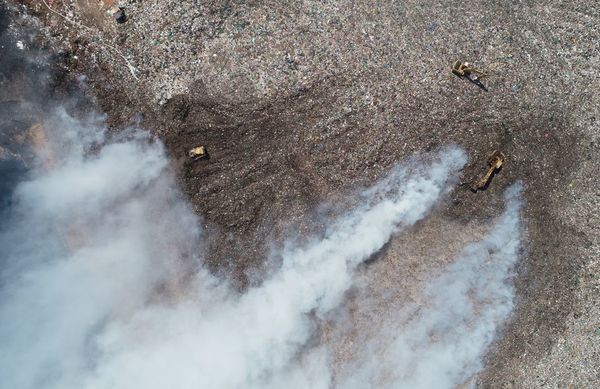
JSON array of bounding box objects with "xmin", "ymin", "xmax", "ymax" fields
[
  {"xmin": 337, "ymin": 186, "xmax": 523, "ymax": 389},
  {"xmin": 0, "ymin": 110, "xmax": 208, "ymax": 389},
  {"xmin": 0, "ymin": 107, "xmax": 523, "ymax": 388}
]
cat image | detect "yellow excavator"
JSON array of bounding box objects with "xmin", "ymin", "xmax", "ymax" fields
[
  {"xmin": 451, "ymin": 60, "xmax": 488, "ymax": 79},
  {"xmin": 471, "ymin": 150, "xmax": 505, "ymax": 192}
]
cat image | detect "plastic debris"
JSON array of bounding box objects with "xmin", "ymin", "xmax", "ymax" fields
[{"xmin": 109, "ymin": 6, "xmax": 127, "ymax": 24}]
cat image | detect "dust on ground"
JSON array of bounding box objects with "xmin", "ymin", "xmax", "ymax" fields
[{"xmin": 6, "ymin": 1, "xmax": 600, "ymax": 387}]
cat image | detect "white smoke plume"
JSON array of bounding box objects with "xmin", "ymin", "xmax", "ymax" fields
[
  {"xmin": 0, "ymin": 109, "xmax": 209, "ymax": 389},
  {"xmin": 336, "ymin": 185, "xmax": 523, "ymax": 389},
  {"xmin": 0, "ymin": 109, "xmax": 523, "ymax": 389}
]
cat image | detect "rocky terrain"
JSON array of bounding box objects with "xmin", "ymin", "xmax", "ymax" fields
[{"xmin": 3, "ymin": 0, "xmax": 599, "ymax": 387}]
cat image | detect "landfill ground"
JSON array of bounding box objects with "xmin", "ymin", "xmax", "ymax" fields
[{"xmin": 5, "ymin": 0, "xmax": 600, "ymax": 387}]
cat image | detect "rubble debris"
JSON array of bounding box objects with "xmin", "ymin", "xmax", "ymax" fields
[
  {"xmin": 471, "ymin": 150, "xmax": 505, "ymax": 192},
  {"xmin": 188, "ymin": 145, "xmax": 208, "ymax": 160}
]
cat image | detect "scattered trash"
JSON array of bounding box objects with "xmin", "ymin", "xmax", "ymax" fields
[
  {"xmin": 426, "ymin": 22, "xmax": 438, "ymax": 33},
  {"xmin": 471, "ymin": 150, "xmax": 505, "ymax": 192},
  {"xmin": 188, "ymin": 145, "xmax": 208, "ymax": 161},
  {"xmin": 284, "ymin": 52, "xmax": 298, "ymax": 70},
  {"xmin": 41, "ymin": 0, "xmax": 138, "ymax": 79},
  {"xmin": 109, "ymin": 6, "xmax": 127, "ymax": 24}
]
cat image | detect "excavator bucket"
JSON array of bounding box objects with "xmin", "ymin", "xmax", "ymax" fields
[{"xmin": 471, "ymin": 150, "xmax": 505, "ymax": 192}]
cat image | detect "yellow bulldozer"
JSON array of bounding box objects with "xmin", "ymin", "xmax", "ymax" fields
[{"xmin": 188, "ymin": 145, "xmax": 208, "ymax": 160}]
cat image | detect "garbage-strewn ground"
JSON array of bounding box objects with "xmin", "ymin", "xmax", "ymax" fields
[{"xmin": 7, "ymin": 1, "xmax": 600, "ymax": 387}]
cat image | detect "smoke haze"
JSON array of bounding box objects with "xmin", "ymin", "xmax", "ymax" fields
[
  {"xmin": 336, "ymin": 186, "xmax": 523, "ymax": 389},
  {"xmin": 0, "ymin": 105, "xmax": 523, "ymax": 389}
]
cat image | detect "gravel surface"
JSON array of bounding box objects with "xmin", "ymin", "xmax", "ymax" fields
[{"xmin": 7, "ymin": 0, "xmax": 600, "ymax": 387}]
